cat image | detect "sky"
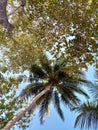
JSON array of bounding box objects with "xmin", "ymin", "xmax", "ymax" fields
[
  {"xmin": 26, "ymin": 104, "xmax": 81, "ymax": 130},
  {"xmin": 13, "ymin": 65, "xmax": 98, "ymax": 130}
]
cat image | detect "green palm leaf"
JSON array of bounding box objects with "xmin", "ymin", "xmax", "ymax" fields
[
  {"xmin": 57, "ymin": 84, "xmax": 80, "ymax": 108},
  {"xmin": 39, "ymin": 55, "xmax": 52, "ymax": 75},
  {"xmin": 53, "ymin": 91, "xmax": 64, "ymax": 121},
  {"xmin": 89, "ymin": 84, "xmax": 98, "ymax": 100},
  {"xmin": 20, "ymin": 83, "xmax": 45, "ymax": 101},
  {"xmin": 73, "ymin": 101, "xmax": 98, "ymax": 130},
  {"xmin": 39, "ymin": 91, "xmax": 52, "ymax": 124},
  {"xmin": 31, "ymin": 64, "xmax": 46, "ymax": 79}
]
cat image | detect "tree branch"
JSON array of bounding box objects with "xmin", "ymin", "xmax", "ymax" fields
[{"xmin": 0, "ymin": 0, "xmax": 26, "ymax": 34}]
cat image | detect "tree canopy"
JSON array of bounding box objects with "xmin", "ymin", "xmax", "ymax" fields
[{"xmin": 0, "ymin": 0, "xmax": 97, "ymax": 72}]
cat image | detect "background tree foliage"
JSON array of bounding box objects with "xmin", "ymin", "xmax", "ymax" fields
[
  {"xmin": 0, "ymin": 72, "xmax": 33, "ymax": 129},
  {"xmin": 0, "ymin": 0, "xmax": 97, "ymax": 72},
  {"xmin": 0, "ymin": 73, "xmax": 18, "ymax": 129}
]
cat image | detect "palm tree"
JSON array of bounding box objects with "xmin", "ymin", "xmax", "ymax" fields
[
  {"xmin": 3, "ymin": 56, "xmax": 91, "ymax": 130},
  {"xmin": 73, "ymin": 69, "xmax": 98, "ymax": 130},
  {"xmin": 73, "ymin": 101, "xmax": 98, "ymax": 130}
]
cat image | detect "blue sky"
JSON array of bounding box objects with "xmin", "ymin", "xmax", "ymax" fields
[
  {"xmin": 26, "ymin": 104, "xmax": 81, "ymax": 130},
  {"xmin": 14, "ymin": 65, "xmax": 97, "ymax": 130}
]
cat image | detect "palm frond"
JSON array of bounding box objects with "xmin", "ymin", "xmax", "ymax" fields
[
  {"xmin": 59, "ymin": 74, "xmax": 90, "ymax": 99},
  {"xmin": 31, "ymin": 64, "xmax": 46, "ymax": 79},
  {"xmin": 77, "ymin": 78, "xmax": 93, "ymax": 87},
  {"xmin": 39, "ymin": 91, "xmax": 52, "ymax": 124},
  {"xmin": 69, "ymin": 71, "xmax": 92, "ymax": 85},
  {"xmin": 61, "ymin": 95, "xmax": 79, "ymax": 109},
  {"xmin": 58, "ymin": 82, "xmax": 82, "ymax": 99},
  {"xmin": 94, "ymin": 69, "xmax": 98, "ymax": 83},
  {"xmin": 53, "ymin": 91, "xmax": 64, "ymax": 121},
  {"xmin": 19, "ymin": 83, "xmax": 45, "ymax": 101},
  {"xmin": 53, "ymin": 64, "xmax": 60, "ymax": 73},
  {"xmin": 30, "ymin": 93, "xmax": 49, "ymax": 114},
  {"xmin": 57, "ymin": 84, "xmax": 80, "ymax": 107},
  {"xmin": 73, "ymin": 101, "xmax": 98, "ymax": 130},
  {"xmin": 39, "ymin": 55, "xmax": 52, "ymax": 75},
  {"xmin": 89, "ymin": 84, "xmax": 98, "ymax": 100},
  {"xmin": 57, "ymin": 71, "xmax": 69, "ymax": 80},
  {"xmin": 69, "ymin": 71, "xmax": 93, "ymax": 86},
  {"xmin": 57, "ymin": 70, "xmax": 90, "ymax": 85},
  {"xmin": 42, "ymin": 63, "xmax": 52, "ymax": 76},
  {"xmin": 65, "ymin": 83, "xmax": 89, "ymax": 98}
]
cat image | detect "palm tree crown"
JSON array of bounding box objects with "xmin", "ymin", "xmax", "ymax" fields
[
  {"xmin": 20, "ymin": 55, "xmax": 90, "ymax": 124},
  {"xmin": 73, "ymin": 100, "xmax": 98, "ymax": 130}
]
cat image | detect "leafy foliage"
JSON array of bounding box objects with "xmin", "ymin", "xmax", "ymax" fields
[
  {"xmin": 0, "ymin": 0, "xmax": 97, "ymax": 71},
  {"xmin": 0, "ymin": 73, "xmax": 19, "ymax": 129}
]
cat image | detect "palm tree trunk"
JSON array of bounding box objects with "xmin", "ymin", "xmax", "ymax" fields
[{"xmin": 3, "ymin": 83, "xmax": 52, "ymax": 130}]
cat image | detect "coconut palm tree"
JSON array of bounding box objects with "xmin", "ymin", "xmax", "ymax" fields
[
  {"xmin": 73, "ymin": 69, "xmax": 98, "ymax": 130},
  {"xmin": 3, "ymin": 56, "xmax": 91, "ymax": 130},
  {"xmin": 73, "ymin": 101, "xmax": 98, "ymax": 130}
]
